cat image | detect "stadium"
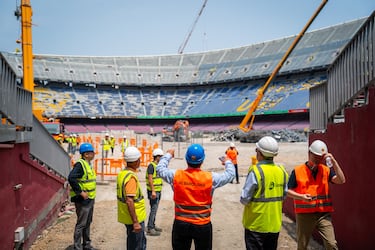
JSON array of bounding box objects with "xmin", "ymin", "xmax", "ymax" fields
[{"xmin": 0, "ymin": 1, "xmax": 374, "ymax": 249}]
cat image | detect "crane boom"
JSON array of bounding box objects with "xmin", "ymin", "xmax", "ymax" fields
[
  {"xmin": 239, "ymin": 0, "xmax": 328, "ymax": 132},
  {"xmin": 178, "ymin": 0, "xmax": 208, "ymax": 54}
]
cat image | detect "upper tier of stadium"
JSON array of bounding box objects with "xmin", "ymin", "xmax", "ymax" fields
[{"xmin": 1, "ymin": 18, "xmax": 366, "ymax": 86}]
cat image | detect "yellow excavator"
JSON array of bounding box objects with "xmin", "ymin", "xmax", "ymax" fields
[{"xmin": 239, "ymin": 0, "xmax": 328, "ymax": 132}]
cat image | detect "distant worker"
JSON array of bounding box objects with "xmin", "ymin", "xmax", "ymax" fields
[
  {"xmin": 68, "ymin": 143, "xmax": 97, "ymax": 250},
  {"xmin": 145, "ymin": 148, "xmax": 164, "ymax": 236},
  {"xmin": 102, "ymin": 133, "xmax": 111, "ymax": 160},
  {"xmin": 71, "ymin": 134, "xmax": 78, "ymax": 155},
  {"xmin": 157, "ymin": 144, "xmax": 235, "ymax": 250},
  {"xmin": 226, "ymin": 142, "xmax": 239, "ymax": 184},
  {"xmin": 66, "ymin": 134, "xmax": 73, "ymax": 155},
  {"xmin": 240, "ymin": 136, "xmax": 288, "ymax": 250},
  {"xmin": 117, "ymin": 147, "xmax": 147, "ymax": 250},
  {"xmin": 287, "ymin": 140, "xmax": 346, "ymax": 250},
  {"xmin": 121, "ymin": 135, "xmax": 129, "ymax": 156},
  {"xmin": 110, "ymin": 135, "xmax": 116, "ymax": 156}
]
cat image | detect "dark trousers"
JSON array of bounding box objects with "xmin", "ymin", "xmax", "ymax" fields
[
  {"xmin": 234, "ymin": 164, "xmax": 239, "ymax": 183},
  {"xmin": 125, "ymin": 222, "xmax": 147, "ymax": 250},
  {"xmin": 244, "ymin": 229, "xmax": 279, "ymax": 250},
  {"xmin": 147, "ymin": 190, "xmax": 161, "ymax": 230},
  {"xmin": 172, "ymin": 219, "xmax": 212, "ymax": 250},
  {"xmin": 73, "ymin": 199, "xmax": 94, "ymax": 250}
]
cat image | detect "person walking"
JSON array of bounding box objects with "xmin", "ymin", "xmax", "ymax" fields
[
  {"xmin": 110, "ymin": 135, "xmax": 116, "ymax": 156},
  {"xmin": 145, "ymin": 148, "xmax": 164, "ymax": 236},
  {"xmin": 226, "ymin": 142, "xmax": 239, "ymax": 183},
  {"xmin": 102, "ymin": 133, "xmax": 111, "ymax": 160},
  {"xmin": 240, "ymin": 136, "xmax": 289, "ymax": 250},
  {"xmin": 117, "ymin": 146, "xmax": 147, "ymax": 250},
  {"xmin": 157, "ymin": 144, "xmax": 235, "ymax": 250},
  {"xmin": 287, "ymin": 140, "xmax": 346, "ymax": 250},
  {"xmin": 121, "ymin": 135, "xmax": 129, "ymax": 156},
  {"xmin": 68, "ymin": 143, "xmax": 97, "ymax": 250}
]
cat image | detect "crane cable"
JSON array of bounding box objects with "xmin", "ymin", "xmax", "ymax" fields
[{"xmin": 178, "ymin": 0, "xmax": 208, "ymax": 54}]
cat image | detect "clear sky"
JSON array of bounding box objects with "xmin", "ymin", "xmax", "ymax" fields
[{"xmin": 0, "ymin": 0, "xmax": 374, "ymax": 56}]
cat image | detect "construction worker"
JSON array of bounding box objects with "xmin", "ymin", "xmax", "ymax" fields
[
  {"xmin": 66, "ymin": 134, "xmax": 73, "ymax": 155},
  {"xmin": 240, "ymin": 136, "xmax": 288, "ymax": 250},
  {"xmin": 117, "ymin": 146, "xmax": 147, "ymax": 250},
  {"xmin": 102, "ymin": 133, "xmax": 111, "ymax": 160},
  {"xmin": 157, "ymin": 144, "xmax": 235, "ymax": 250},
  {"xmin": 226, "ymin": 142, "xmax": 239, "ymax": 183},
  {"xmin": 145, "ymin": 148, "xmax": 164, "ymax": 236},
  {"xmin": 287, "ymin": 140, "xmax": 346, "ymax": 250},
  {"xmin": 68, "ymin": 143, "xmax": 97, "ymax": 250},
  {"xmin": 121, "ymin": 135, "xmax": 129, "ymax": 156},
  {"xmin": 110, "ymin": 135, "xmax": 116, "ymax": 156},
  {"xmin": 71, "ymin": 134, "xmax": 78, "ymax": 155}
]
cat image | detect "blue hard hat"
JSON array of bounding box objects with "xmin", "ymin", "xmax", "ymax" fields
[
  {"xmin": 185, "ymin": 144, "xmax": 205, "ymax": 164},
  {"xmin": 79, "ymin": 143, "xmax": 94, "ymax": 154}
]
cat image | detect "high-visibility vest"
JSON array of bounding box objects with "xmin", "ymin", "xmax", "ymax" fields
[
  {"xmin": 226, "ymin": 148, "xmax": 238, "ymax": 164},
  {"xmin": 145, "ymin": 162, "xmax": 163, "ymax": 192},
  {"xmin": 293, "ymin": 164, "xmax": 334, "ymax": 213},
  {"xmin": 71, "ymin": 137, "xmax": 77, "ymax": 147},
  {"xmin": 242, "ymin": 162, "xmax": 288, "ymax": 233},
  {"xmin": 121, "ymin": 139, "xmax": 129, "ymax": 153},
  {"xmin": 110, "ymin": 138, "xmax": 115, "ymax": 148},
  {"xmin": 173, "ymin": 169, "xmax": 213, "ymax": 225},
  {"xmin": 117, "ymin": 169, "xmax": 146, "ymax": 225},
  {"xmin": 102, "ymin": 139, "xmax": 111, "ymax": 151},
  {"xmin": 70, "ymin": 159, "xmax": 97, "ymax": 199}
]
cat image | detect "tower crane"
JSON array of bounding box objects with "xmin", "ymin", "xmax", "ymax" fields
[{"xmin": 178, "ymin": 0, "xmax": 208, "ymax": 54}]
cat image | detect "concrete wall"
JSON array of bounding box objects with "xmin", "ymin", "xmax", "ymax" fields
[
  {"xmin": 0, "ymin": 143, "xmax": 68, "ymax": 249},
  {"xmin": 284, "ymin": 86, "xmax": 375, "ymax": 249}
]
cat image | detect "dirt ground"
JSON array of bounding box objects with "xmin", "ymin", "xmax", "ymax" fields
[{"xmin": 30, "ymin": 139, "xmax": 324, "ymax": 250}]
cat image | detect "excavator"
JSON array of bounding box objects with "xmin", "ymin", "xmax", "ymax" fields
[
  {"xmin": 239, "ymin": 0, "xmax": 328, "ymax": 132},
  {"xmin": 162, "ymin": 120, "xmax": 190, "ymax": 142}
]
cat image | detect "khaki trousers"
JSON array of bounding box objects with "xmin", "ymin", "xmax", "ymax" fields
[{"xmin": 296, "ymin": 212, "xmax": 338, "ymax": 250}]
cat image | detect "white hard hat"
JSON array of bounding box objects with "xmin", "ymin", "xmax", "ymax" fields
[
  {"xmin": 105, "ymin": 133, "xmax": 109, "ymax": 136},
  {"xmin": 256, "ymin": 136, "xmax": 279, "ymax": 157},
  {"xmin": 110, "ymin": 134, "xmax": 114, "ymax": 138},
  {"xmin": 230, "ymin": 142, "xmax": 235, "ymax": 147},
  {"xmin": 124, "ymin": 147, "xmax": 141, "ymax": 162},
  {"xmin": 123, "ymin": 135, "xmax": 127, "ymax": 138},
  {"xmin": 152, "ymin": 148, "xmax": 164, "ymax": 157},
  {"xmin": 309, "ymin": 140, "xmax": 328, "ymax": 156}
]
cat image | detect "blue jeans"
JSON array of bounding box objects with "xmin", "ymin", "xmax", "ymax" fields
[
  {"xmin": 125, "ymin": 222, "xmax": 146, "ymax": 250},
  {"xmin": 147, "ymin": 190, "xmax": 161, "ymax": 230}
]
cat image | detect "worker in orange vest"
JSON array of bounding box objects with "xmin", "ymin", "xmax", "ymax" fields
[
  {"xmin": 225, "ymin": 142, "xmax": 239, "ymax": 184},
  {"xmin": 287, "ymin": 140, "xmax": 346, "ymax": 250},
  {"xmin": 157, "ymin": 144, "xmax": 235, "ymax": 250}
]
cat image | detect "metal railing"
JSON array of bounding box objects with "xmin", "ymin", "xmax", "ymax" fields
[{"xmin": 310, "ymin": 11, "xmax": 375, "ymax": 131}]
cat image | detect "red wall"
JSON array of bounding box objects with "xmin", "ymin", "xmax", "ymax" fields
[
  {"xmin": 284, "ymin": 86, "xmax": 375, "ymax": 249},
  {"xmin": 0, "ymin": 143, "xmax": 69, "ymax": 249}
]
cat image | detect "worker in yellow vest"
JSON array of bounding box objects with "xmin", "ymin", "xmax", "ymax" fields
[
  {"xmin": 68, "ymin": 143, "xmax": 97, "ymax": 250},
  {"xmin": 145, "ymin": 148, "xmax": 164, "ymax": 236},
  {"xmin": 117, "ymin": 147, "xmax": 146, "ymax": 250},
  {"xmin": 110, "ymin": 135, "xmax": 116, "ymax": 156},
  {"xmin": 240, "ymin": 136, "xmax": 288, "ymax": 250},
  {"xmin": 121, "ymin": 135, "xmax": 129, "ymax": 156},
  {"xmin": 102, "ymin": 133, "xmax": 111, "ymax": 160}
]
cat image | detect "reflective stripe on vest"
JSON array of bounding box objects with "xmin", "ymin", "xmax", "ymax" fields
[
  {"xmin": 70, "ymin": 159, "xmax": 97, "ymax": 199},
  {"xmin": 146, "ymin": 162, "xmax": 163, "ymax": 191},
  {"xmin": 293, "ymin": 164, "xmax": 334, "ymax": 213},
  {"xmin": 242, "ymin": 162, "xmax": 288, "ymax": 233},
  {"xmin": 173, "ymin": 169, "xmax": 213, "ymax": 225},
  {"xmin": 117, "ymin": 169, "xmax": 146, "ymax": 225}
]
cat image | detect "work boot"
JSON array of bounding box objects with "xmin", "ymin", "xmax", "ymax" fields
[
  {"xmin": 147, "ymin": 228, "xmax": 161, "ymax": 236},
  {"xmin": 154, "ymin": 226, "xmax": 162, "ymax": 232}
]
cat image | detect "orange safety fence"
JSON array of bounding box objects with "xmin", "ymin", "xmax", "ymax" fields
[{"xmin": 94, "ymin": 158, "xmax": 126, "ymax": 177}]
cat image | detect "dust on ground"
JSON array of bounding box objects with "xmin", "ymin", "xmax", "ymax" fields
[{"xmin": 30, "ymin": 140, "xmax": 323, "ymax": 250}]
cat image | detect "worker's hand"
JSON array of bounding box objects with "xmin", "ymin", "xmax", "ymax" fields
[
  {"xmin": 80, "ymin": 191, "xmax": 88, "ymax": 200},
  {"xmin": 301, "ymin": 193, "xmax": 313, "ymax": 202},
  {"xmin": 151, "ymin": 191, "xmax": 157, "ymax": 199},
  {"xmin": 219, "ymin": 156, "xmax": 230, "ymax": 165},
  {"xmin": 133, "ymin": 222, "xmax": 142, "ymax": 233},
  {"xmin": 167, "ymin": 149, "xmax": 175, "ymax": 158}
]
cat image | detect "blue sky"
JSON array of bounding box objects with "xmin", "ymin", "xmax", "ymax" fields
[{"xmin": 0, "ymin": 0, "xmax": 374, "ymax": 56}]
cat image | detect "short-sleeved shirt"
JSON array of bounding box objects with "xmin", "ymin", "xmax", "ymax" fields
[
  {"xmin": 147, "ymin": 163, "xmax": 155, "ymax": 176},
  {"xmin": 124, "ymin": 177, "xmax": 137, "ymax": 197},
  {"xmin": 288, "ymin": 162, "xmax": 336, "ymax": 189}
]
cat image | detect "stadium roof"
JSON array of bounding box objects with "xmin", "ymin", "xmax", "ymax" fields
[{"xmin": 1, "ymin": 18, "xmax": 366, "ymax": 86}]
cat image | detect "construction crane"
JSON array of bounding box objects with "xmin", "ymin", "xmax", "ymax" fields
[
  {"xmin": 239, "ymin": 0, "xmax": 328, "ymax": 132},
  {"xmin": 178, "ymin": 0, "xmax": 208, "ymax": 54}
]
